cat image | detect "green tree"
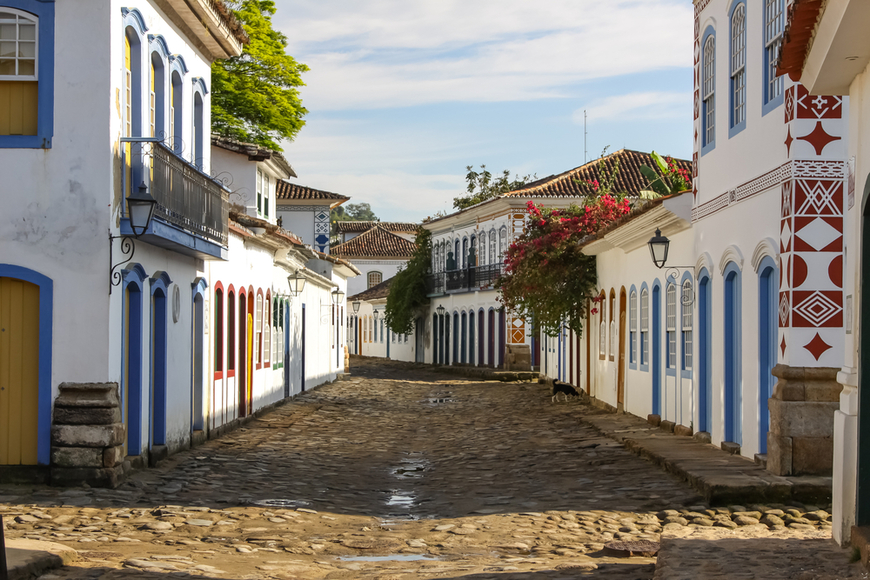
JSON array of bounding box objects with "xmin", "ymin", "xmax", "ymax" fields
[
  {"xmin": 452, "ymin": 165, "xmax": 535, "ymax": 210},
  {"xmin": 330, "ymin": 203, "xmax": 379, "ymax": 243},
  {"xmin": 211, "ymin": 0, "xmax": 308, "ymax": 151},
  {"xmin": 639, "ymin": 151, "xmax": 692, "ymax": 198},
  {"xmin": 385, "ymin": 228, "xmax": 432, "ymax": 335}
]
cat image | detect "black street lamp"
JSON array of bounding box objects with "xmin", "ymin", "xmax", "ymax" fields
[
  {"xmin": 331, "ymin": 287, "xmax": 345, "ymax": 305},
  {"xmin": 109, "ymin": 182, "xmax": 157, "ymax": 294},
  {"xmin": 352, "ymin": 300, "xmax": 361, "ymax": 313},
  {"xmin": 647, "ymin": 228, "xmax": 670, "ymax": 269}
]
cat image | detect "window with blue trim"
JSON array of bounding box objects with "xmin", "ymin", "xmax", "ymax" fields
[
  {"xmin": 0, "ymin": 2, "xmax": 53, "ymax": 148},
  {"xmin": 764, "ymin": 0, "xmax": 785, "ymax": 111},
  {"xmin": 640, "ymin": 288, "xmax": 649, "ymax": 366},
  {"xmin": 702, "ymin": 33, "xmax": 715, "ymax": 151},
  {"xmin": 730, "ymin": 4, "xmax": 746, "ymax": 135},
  {"xmin": 682, "ymin": 280, "xmax": 693, "ymax": 370},
  {"xmin": 629, "ymin": 289, "xmax": 637, "ymax": 364}
]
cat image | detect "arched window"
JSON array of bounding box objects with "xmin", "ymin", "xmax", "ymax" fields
[
  {"xmin": 666, "ymin": 282, "xmax": 676, "ymax": 369},
  {"xmin": 469, "ymin": 235, "xmax": 476, "ymax": 267},
  {"xmin": 599, "ymin": 292, "xmax": 607, "ymax": 360},
  {"xmin": 192, "ymin": 88, "xmax": 204, "ymax": 169},
  {"xmin": 462, "ymin": 237, "xmax": 468, "ymax": 269},
  {"xmin": 498, "ymin": 226, "xmax": 507, "ymax": 261},
  {"xmin": 641, "ymin": 287, "xmax": 649, "ymax": 366},
  {"xmin": 263, "ymin": 294, "xmax": 271, "ymax": 365},
  {"xmin": 170, "ymin": 71, "xmax": 182, "ymax": 152},
  {"xmin": 454, "ymin": 239, "xmax": 460, "ymax": 269},
  {"xmin": 0, "ymin": 8, "xmax": 38, "ymax": 136},
  {"xmin": 629, "ymin": 289, "xmax": 637, "ymax": 365},
  {"xmin": 682, "ymin": 279, "xmax": 693, "ymax": 370},
  {"xmin": 764, "ymin": 0, "xmax": 784, "ymax": 106},
  {"xmin": 489, "ymin": 230, "xmax": 496, "ymax": 265},
  {"xmin": 703, "ymin": 33, "xmax": 715, "ymax": 149},
  {"xmin": 368, "ymin": 271, "xmax": 382, "ymax": 289},
  {"xmin": 124, "ymin": 26, "xmax": 143, "ymax": 194},
  {"xmin": 149, "ymin": 52, "xmax": 165, "ymax": 138},
  {"xmin": 730, "ymin": 4, "xmax": 746, "ymax": 131},
  {"xmin": 227, "ymin": 290, "xmax": 235, "ymax": 373}
]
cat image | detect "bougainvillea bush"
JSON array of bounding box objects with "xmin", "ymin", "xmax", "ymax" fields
[{"xmin": 496, "ymin": 194, "xmax": 631, "ymax": 337}]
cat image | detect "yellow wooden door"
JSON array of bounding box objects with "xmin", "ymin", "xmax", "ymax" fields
[{"xmin": 0, "ymin": 277, "xmax": 39, "ymax": 465}]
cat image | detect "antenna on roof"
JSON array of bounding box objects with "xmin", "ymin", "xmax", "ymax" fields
[{"xmin": 584, "ymin": 110, "xmax": 588, "ymax": 164}]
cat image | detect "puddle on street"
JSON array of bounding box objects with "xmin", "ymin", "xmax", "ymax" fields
[
  {"xmin": 338, "ymin": 554, "xmax": 441, "ymax": 562},
  {"xmin": 386, "ymin": 493, "xmax": 415, "ymax": 506}
]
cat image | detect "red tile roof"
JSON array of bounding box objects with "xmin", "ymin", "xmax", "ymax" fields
[
  {"xmin": 777, "ymin": 0, "xmax": 825, "ymax": 81},
  {"xmin": 348, "ymin": 277, "xmax": 393, "ymax": 301},
  {"xmin": 504, "ymin": 149, "xmax": 691, "ymax": 199},
  {"xmin": 337, "ymin": 221, "xmax": 418, "ymax": 234},
  {"xmin": 275, "ymin": 180, "xmax": 350, "ymax": 202},
  {"xmin": 331, "ymin": 225, "xmax": 417, "ymax": 259}
]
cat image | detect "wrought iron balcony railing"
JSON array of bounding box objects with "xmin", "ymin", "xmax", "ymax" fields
[
  {"xmin": 124, "ymin": 138, "xmax": 229, "ymax": 247},
  {"xmin": 426, "ymin": 263, "xmax": 504, "ymax": 296}
]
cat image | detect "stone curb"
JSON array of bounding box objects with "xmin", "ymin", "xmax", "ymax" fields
[{"xmin": 4, "ymin": 539, "xmax": 77, "ymax": 580}]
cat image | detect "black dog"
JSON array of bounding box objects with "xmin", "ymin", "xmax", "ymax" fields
[{"xmin": 552, "ymin": 379, "xmax": 580, "ymax": 403}]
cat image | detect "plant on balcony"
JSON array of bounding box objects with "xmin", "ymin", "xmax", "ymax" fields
[
  {"xmin": 496, "ymin": 193, "xmax": 631, "ymax": 337},
  {"xmin": 452, "ymin": 165, "xmax": 536, "ymax": 211},
  {"xmin": 212, "ymin": 0, "xmax": 309, "ymax": 151},
  {"xmin": 385, "ymin": 227, "xmax": 432, "ymax": 335}
]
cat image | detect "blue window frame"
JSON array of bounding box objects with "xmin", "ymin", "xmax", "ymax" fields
[
  {"xmin": 698, "ymin": 269, "xmax": 712, "ymax": 434},
  {"xmin": 680, "ymin": 272, "xmax": 694, "ymax": 380},
  {"xmin": 723, "ymin": 262, "xmax": 743, "ymax": 444},
  {"xmin": 629, "ymin": 285, "xmax": 638, "ymax": 369},
  {"xmin": 0, "ymin": 0, "xmax": 54, "ymax": 148},
  {"xmin": 639, "ymin": 283, "xmax": 650, "ymax": 372},
  {"xmin": 729, "ymin": 2, "xmax": 747, "ymax": 137},
  {"xmin": 701, "ymin": 26, "xmax": 716, "ymax": 155},
  {"xmin": 666, "ymin": 281, "xmax": 677, "ymax": 376},
  {"xmin": 762, "ymin": 0, "xmax": 785, "ymax": 116}
]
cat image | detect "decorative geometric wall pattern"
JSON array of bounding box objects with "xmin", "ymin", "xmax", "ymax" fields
[{"xmin": 314, "ymin": 208, "xmax": 330, "ymax": 253}]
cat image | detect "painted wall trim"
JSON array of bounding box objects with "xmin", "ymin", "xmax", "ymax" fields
[
  {"xmin": 718, "ymin": 244, "xmax": 745, "ymax": 274},
  {"xmin": 751, "ymin": 237, "xmax": 779, "ymax": 272}
]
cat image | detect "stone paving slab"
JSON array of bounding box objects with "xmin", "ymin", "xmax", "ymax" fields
[
  {"xmin": 4, "ymin": 538, "xmax": 77, "ymax": 580},
  {"xmin": 654, "ymin": 526, "xmax": 865, "ymax": 579},
  {"xmin": 580, "ymin": 412, "xmax": 832, "ymax": 506}
]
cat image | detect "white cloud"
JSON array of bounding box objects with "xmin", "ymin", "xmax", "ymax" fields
[
  {"xmin": 275, "ymin": 0, "xmax": 693, "ymax": 110},
  {"xmin": 574, "ymin": 91, "xmax": 692, "ymax": 123}
]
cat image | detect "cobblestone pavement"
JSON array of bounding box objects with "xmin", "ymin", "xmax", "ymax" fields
[{"xmin": 0, "ymin": 359, "xmax": 863, "ymax": 579}]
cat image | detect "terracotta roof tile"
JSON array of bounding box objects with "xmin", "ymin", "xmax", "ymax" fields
[
  {"xmin": 777, "ymin": 0, "xmax": 825, "ymax": 81},
  {"xmin": 337, "ymin": 221, "xmax": 418, "ymax": 234},
  {"xmin": 505, "ymin": 149, "xmax": 691, "ymax": 199},
  {"xmin": 275, "ymin": 180, "xmax": 350, "ymax": 202},
  {"xmin": 348, "ymin": 277, "xmax": 393, "ymax": 301},
  {"xmin": 331, "ymin": 225, "xmax": 416, "ymax": 259}
]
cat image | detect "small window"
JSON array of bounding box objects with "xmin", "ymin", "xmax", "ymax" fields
[
  {"xmin": 255, "ymin": 293, "xmax": 263, "ymax": 365},
  {"xmin": 730, "ymin": 4, "xmax": 746, "ymax": 130},
  {"xmin": 666, "ymin": 283, "xmax": 676, "ymax": 369},
  {"xmin": 256, "ymin": 169, "xmax": 263, "ymax": 215},
  {"xmin": 598, "ymin": 303, "xmax": 606, "ymax": 360},
  {"xmin": 629, "ymin": 290, "xmax": 637, "ymax": 364},
  {"xmin": 609, "ymin": 291, "xmax": 616, "ymax": 362},
  {"xmin": 0, "ymin": 9, "xmax": 37, "ymax": 137},
  {"xmin": 641, "ymin": 288, "xmax": 649, "ymax": 366},
  {"xmin": 765, "ymin": 0, "xmax": 784, "ymax": 105},
  {"xmin": 498, "ymin": 226, "xmax": 507, "ymax": 261},
  {"xmin": 489, "ymin": 230, "xmax": 497, "ymax": 265},
  {"xmin": 368, "ymin": 271, "xmax": 382, "ymax": 289},
  {"xmin": 264, "ymin": 322, "xmax": 271, "ymax": 364},
  {"xmin": 264, "ymin": 174, "xmax": 270, "ymax": 219},
  {"xmin": 703, "ymin": 34, "xmax": 716, "ymax": 148},
  {"xmin": 380, "ymin": 320, "xmax": 385, "ymax": 343},
  {"xmin": 682, "ymin": 280, "xmax": 693, "ymax": 370}
]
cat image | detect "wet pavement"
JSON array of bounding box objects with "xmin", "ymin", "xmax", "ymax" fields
[{"xmin": 0, "ymin": 358, "xmax": 862, "ymax": 579}]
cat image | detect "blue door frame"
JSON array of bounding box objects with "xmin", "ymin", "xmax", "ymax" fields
[
  {"xmin": 652, "ymin": 283, "xmax": 662, "ymax": 416},
  {"xmin": 122, "ymin": 264, "xmax": 147, "ymax": 456},
  {"xmin": 758, "ymin": 259, "xmax": 777, "ymax": 453},
  {"xmin": 150, "ymin": 282, "xmax": 168, "ymax": 446},
  {"xmin": 724, "ymin": 264, "xmax": 742, "ymax": 444},
  {"xmin": 698, "ymin": 271, "xmax": 712, "ymax": 434}
]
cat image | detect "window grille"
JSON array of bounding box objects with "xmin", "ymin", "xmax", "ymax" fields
[
  {"xmin": 641, "ymin": 288, "xmax": 649, "ymax": 365},
  {"xmin": 666, "ymin": 283, "xmax": 676, "ymax": 369},
  {"xmin": 703, "ymin": 36, "xmax": 716, "ymax": 146},
  {"xmin": 630, "ymin": 290, "xmax": 637, "ymax": 363},
  {"xmin": 765, "ymin": 0, "xmax": 784, "ymax": 103},
  {"xmin": 682, "ymin": 280, "xmax": 693, "ymax": 370},
  {"xmin": 731, "ymin": 5, "xmax": 746, "ymax": 127}
]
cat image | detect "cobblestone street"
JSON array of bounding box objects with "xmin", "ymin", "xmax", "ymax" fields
[{"xmin": 1, "ymin": 359, "xmax": 862, "ymax": 579}]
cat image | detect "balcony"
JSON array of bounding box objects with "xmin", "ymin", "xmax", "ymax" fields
[
  {"xmin": 426, "ymin": 264, "xmax": 504, "ymax": 296},
  {"xmin": 121, "ymin": 138, "xmax": 229, "ymax": 260}
]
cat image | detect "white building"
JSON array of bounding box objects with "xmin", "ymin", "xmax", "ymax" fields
[
  {"xmin": 347, "ymin": 278, "xmax": 416, "ymax": 363},
  {"xmin": 275, "ymin": 182, "xmax": 348, "ymax": 255},
  {"xmin": 0, "ymin": 0, "xmax": 247, "ymax": 482},
  {"xmin": 690, "ymin": 0, "xmax": 847, "ymax": 472},
  {"xmin": 333, "ymin": 225, "xmax": 417, "ymax": 297},
  {"xmin": 777, "ymin": 0, "xmax": 870, "ymax": 548}
]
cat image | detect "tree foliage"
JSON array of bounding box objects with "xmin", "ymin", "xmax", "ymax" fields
[
  {"xmin": 496, "ymin": 195, "xmax": 631, "ymax": 337},
  {"xmin": 330, "ymin": 203, "xmax": 379, "ymax": 243},
  {"xmin": 385, "ymin": 228, "xmax": 432, "ymax": 335},
  {"xmin": 211, "ymin": 0, "xmax": 308, "ymax": 151},
  {"xmin": 639, "ymin": 151, "xmax": 692, "ymax": 198},
  {"xmin": 452, "ymin": 165, "xmax": 536, "ymax": 210}
]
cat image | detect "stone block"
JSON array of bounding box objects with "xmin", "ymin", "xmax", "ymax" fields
[
  {"xmin": 53, "ymin": 406, "xmax": 121, "ymax": 426},
  {"xmin": 103, "ymin": 445, "xmax": 125, "ymax": 468},
  {"xmin": 769, "ymin": 399, "xmax": 839, "ymax": 438},
  {"xmin": 805, "ymin": 383, "xmax": 842, "ymax": 402},
  {"xmin": 54, "ymin": 382, "xmax": 120, "ymax": 408},
  {"xmin": 51, "ymin": 446, "xmax": 103, "ymax": 468},
  {"xmin": 674, "ymin": 424, "xmax": 693, "ymax": 437},
  {"xmin": 191, "ymin": 429, "xmax": 207, "ymax": 447},
  {"xmin": 660, "ymin": 420, "xmax": 676, "ymax": 433},
  {"xmin": 767, "ymin": 434, "xmax": 793, "ymax": 476},
  {"xmin": 721, "ymin": 441, "xmax": 741, "ymax": 455},
  {"xmin": 51, "ymin": 424, "xmax": 125, "ymax": 448},
  {"xmin": 148, "ymin": 445, "xmax": 168, "ymax": 468},
  {"xmin": 792, "ymin": 437, "xmax": 834, "ymax": 475},
  {"xmin": 504, "ymin": 344, "xmax": 531, "ymax": 371},
  {"xmin": 693, "ymin": 431, "xmax": 712, "ymax": 444},
  {"xmin": 50, "ymin": 465, "xmax": 124, "ymax": 489},
  {"xmin": 647, "ymin": 414, "xmax": 661, "ymax": 427}
]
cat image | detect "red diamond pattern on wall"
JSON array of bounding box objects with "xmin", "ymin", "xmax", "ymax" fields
[
  {"xmin": 779, "ymin": 292, "xmax": 790, "ymax": 328},
  {"xmin": 780, "ymin": 219, "xmax": 792, "ymax": 253},
  {"xmin": 795, "ymin": 84, "xmax": 843, "ymax": 120},
  {"xmin": 781, "ymin": 336, "xmax": 787, "ymax": 357},
  {"xmin": 803, "ymin": 332, "xmax": 833, "ymax": 361},
  {"xmin": 785, "ymin": 127, "xmax": 794, "ymax": 156},
  {"xmin": 694, "ymin": 89, "xmax": 700, "ymax": 121},
  {"xmin": 785, "ymin": 86, "xmax": 795, "ymax": 123},
  {"xmin": 782, "ymin": 181, "xmax": 793, "ymax": 218},
  {"xmin": 792, "ymin": 290, "xmax": 843, "ymax": 328}
]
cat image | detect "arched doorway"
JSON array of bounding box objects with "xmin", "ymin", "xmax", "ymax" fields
[
  {"xmin": 487, "ymin": 309, "xmax": 495, "ymax": 367},
  {"xmin": 498, "ymin": 308, "xmax": 506, "ymax": 368},
  {"xmin": 238, "ymin": 290, "xmax": 247, "ymax": 417},
  {"xmin": 723, "ymin": 263, "xmax": 742, "ymax": 445},
  {"xmin": 758, "ymin": 259, "xmax": 777, "ymax": 453},
  {"xmin": 652, "ymin": 282, "xmax": 662, "ymax": 416},
  {"xmin": 698, "ymin": 270, "xmax": 712, "ymax": 434}
]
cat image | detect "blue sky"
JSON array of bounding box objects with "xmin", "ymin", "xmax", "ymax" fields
[{"xmin": 274, "ymin": 0, "xmax": 694, "ymax": 222}]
